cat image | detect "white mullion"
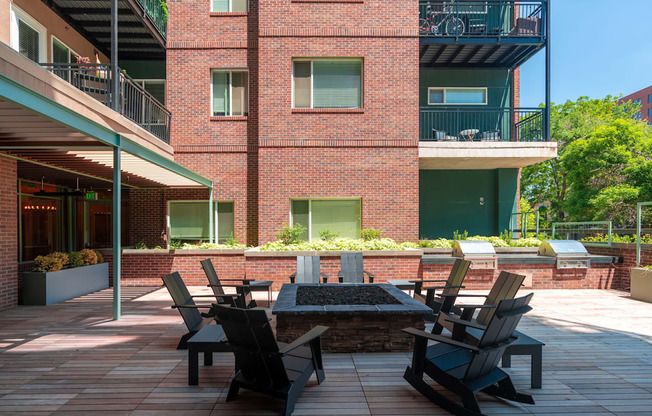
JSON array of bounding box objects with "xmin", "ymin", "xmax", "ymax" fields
[
  {"xmin": 214, "ymin": 202, "xmax": 219, "ymax": 243},
  {"xmin": 228, "ymin": 71, "xmax": 233, "ymax": 117},
  {"xmin": 308, "ymin": 200, "xmax": 312, "ymax": 242},
  {"xmin": 310, "ymin": 61, "xmax": 314, "ymax": 109}
]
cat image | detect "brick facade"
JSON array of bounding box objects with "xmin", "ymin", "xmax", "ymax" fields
[{"xmin": 0, "ymin": 156, "xmax": 17, "ymax": 311}]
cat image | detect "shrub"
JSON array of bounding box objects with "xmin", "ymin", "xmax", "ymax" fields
[
  {"xmin": 182, "ymin": 242, "xmax": 247, "ymax": 249},
  {"xmin": 80, "ymin": 249, "xmax": 98, "ymax": 266},
  {"xmin": 319, "ymin": 228, "xmax": 340, "ymax": 241},
  {"xmin": 510, "ymin": 238, "xmax": 543, "ymax": 247},
  {"xmin": 94, "ymin": 250, "xmax": 104, "ymax": 264},
  {"xmin": 225, "ymin": 232, "xmax": 240, "ymax": 246},
  {"xmin": 466, "ymin": 236, "xmax": 510, "ymax": 247},
  {"xmin": 399, "ymin": 241, "xmax": 420, "ymax": 248},
  {"xmin": 260, "ymin": 237, "xmax": 405, "ymax": 251},
  {"xmin": 33, "ymin": 252, "xmax": 68, "ymax": 272},
  {"xmin": 135, "ymin": 238, "xmax": 148, "ymax": 249},
  {"xmin": 417, "ymin": 239, "xmax": 454, "ymax": 248},
  {"xmin": 361, "ymin": 227, "xmax": 383, "ymax": 241},
  {"xmin": 67, "ymin": 252, "xmax": 84, "ymax": 268},
  {"xmin": 169, "ymin": 239, "xmax": 183, "ymax": 249},
  {"xmin": 453, "ymin": 230, "xmax": 469, "ymax": 241},
  {"xmin": 276, "ymin": 223, "xmax": 307, "ymax": 245}
]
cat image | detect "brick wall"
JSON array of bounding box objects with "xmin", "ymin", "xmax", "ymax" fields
[
  {"xmin": 587, "ymin": 244, "xmax": 652, "ymax": 289},
  {"xmin": 0, "ymin": 156, "xmax": 17, "ymax": 311}
]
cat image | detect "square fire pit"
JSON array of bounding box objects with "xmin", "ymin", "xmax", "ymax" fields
[{"xmin": 272, "ymin": 283, "xmax": 433, "ymax": 353}]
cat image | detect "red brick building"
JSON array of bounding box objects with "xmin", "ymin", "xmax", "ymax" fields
[{"xmin": 619, "ymin": 85, "xmax": 652, "ymax": 124}]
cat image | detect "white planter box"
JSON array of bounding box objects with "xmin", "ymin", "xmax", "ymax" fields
[
  {"xmin": 631, "ymin": 267, "xmax": 652, "ymax": 303},
  {"xmin": 22, "ymin": 263, "xmax": 109, "ymax": 305}
]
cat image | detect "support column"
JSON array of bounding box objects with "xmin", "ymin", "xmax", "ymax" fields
[
  {"xmin": 209, "ymin": 185, "xmax": 214, "ymax": 244},
  {"xmin": 110, "ymin": 0, "xmax": 119, "ymax": 111},
  {"xmin": 544, "ymin": 0, "xmax": 551, "ymax": 140},
  {"xmin": 113, "ymin": 147, "xmax": 121, "ymax": 320}
]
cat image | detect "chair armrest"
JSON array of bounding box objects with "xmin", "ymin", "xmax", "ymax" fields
[
  {"xmin": 289, "ymin": 272, "xmax": 296, "ymax": 284},
  {"xmin": 401, "ymin": 328, "xmax": 480, "ymax": 352},
  {"xmin": 442, "ymin": 294, "xmax": 489, "ymax": 298},
  {"xmin": 364, "ymin": 270, "xmax": 376, "ymax": 280},
  {"xmin": 207, "ymin": 283, "xmax": 248, "ymax": 289},
  {"xmin": 172, "ymin": 304, "xmax": 213, "ymax": 309},
  {"xmin": 444, "ymin": 316, "xmax": 487, "ymax": 330},
  {"xmin": 320, "ymin": 273, "xmax": 329, "ymax": 283},
  {"xmin": 217, "ymin": 278, "xmax": 253, "ymax": 283},
  {"xmin": 279, "ymin": 326, "xmax": 329, "ymax": 355},
  {"xmin": 459, "ymin": 304, "xmax": 495, "ymax": 310},
  {"xmin": 423, "ymin": 285, "xmax": 464, "ymax": 292},
  {"xmin": 410, "ymin": 279, "xmax": 448, "ymax": 283}
]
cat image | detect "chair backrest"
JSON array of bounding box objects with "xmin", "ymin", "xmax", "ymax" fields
[
  {"xmin": 464, "ymin": 293, "xmax": 533, "ymax": 382},
  {"xmin": 201, "ymin": 258, "xmax": 225, "ymax": 297},
  {"xmin": 475, "ymin": 271, "xmax": 525, "ymax": 326},
  {"xmin": 213, "ymin": 304, "xmax": 290, "ymax": 388},
  {"xmin": 340, "ymin": 252, "xmax": 364, "ymax": 283},
  {"xmin": 162, "ymin": 272, "xmax": 203, "ymax": 331},
  {"xmin": 441, "ymin": 258, "xmax": 471, "ymax": 296},
  {"xmin": 296, "ymin": 256, "xmax": 321, "ymax": 283}
]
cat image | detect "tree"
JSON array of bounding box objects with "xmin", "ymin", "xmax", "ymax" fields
[{"xmin": 521, "ymin": 96, "xmax": 643, "ymax": 224}]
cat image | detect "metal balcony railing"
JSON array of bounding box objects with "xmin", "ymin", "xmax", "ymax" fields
[
  {"xmin": 136, "ymin": 0, "xmax": 168, "ymax": 39},
  {"xmin": 419, "ymin": 1, "xmax": 544, "ymax": 38},
  {"xmin": 41, "ymin": 63, "xmax": 171, "ymax": 144},
  {"xmin": 420, "ymin": 107, "xmax": 546, "ymax": 142}
]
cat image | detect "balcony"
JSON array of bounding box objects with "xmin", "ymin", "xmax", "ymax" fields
[
  {"xmin": 42, "ymin": 0, "xmax": 167, "ymax": 60},
  {"xmin": 40, "ymin": 63, "xmax": 171, "ymax": 143},
  {"xmin": 419, "ymin": 0, "xmax": 546, "ymax": 68}
]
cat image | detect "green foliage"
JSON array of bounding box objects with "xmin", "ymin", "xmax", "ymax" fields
[
  {"xmin": 33, "ymin": 252, "xmax": 68, "ymax": 272},
  {"xmin": 417, "ymin": 239, "xmax": 454, "ymax": 248},
  {"xmin": 94, "ymin": 250, "xmax": 104, "ymax": 264},
  {"xmin": 452, "ymin": 230, "xmax": 469, "ymax": 241},
  {"xmin": 260, "ymin": 238, "xmax": 404, "ymax": 251},
  {"xmin": 500, "ymin": 229, "xmax": 512, "ymax": 242},
  {"xmin": 159, "ymin": 0, "xmax": 168, "ymax": 23},
  {"xmin": 642, "ymin": 265, "xmax": 652, "ymax": 270},
  {"xmin": 135, "ymin": 238, "xmax": 148, "ymax": 249},
  {"xmin": 319, "ymin": 228, "xmax": 340, "ymax": 241},
  {"xmin": 510, "ymin": 237, "xmax": 543, "ymax": 247},
  {"xmin": 225, "ymin": 232, "xmax": 240, "ymax": 246},
  {"xmin": 181, "ymin": 242, "xmax": 248, "ymax": 249},
  {"xmin": 360, "ymin": 227, "xmax": 383, "ymax": 241},
  {"xmin": 521, "ymin": 96, "xmax": 645, "ymax": 224},
  {"xmin": 79, "ymin": 249, "xmax": 98, "ymax": 266},
  {"xmin": 466, "ymin": 236, "xmax": 510, "ymax": 247},
  {"xmin": 276, "ymin": 223, "xmax": 307, "ymax": 245},
  {"xmin": 169, "ymin": 239, "xmax": 184, "ymax": 249},
  {"xmin": 580, "ymin": 233, "xmax": 652, "ymax": 244},
  {"xmin": 67, "ymin": 252, "xmax": 84, "ymax": 268}
]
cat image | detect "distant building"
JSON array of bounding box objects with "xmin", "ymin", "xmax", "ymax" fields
[{"xmin": 620, "ymin": 86, "xmax": 652, "ymax": 124}]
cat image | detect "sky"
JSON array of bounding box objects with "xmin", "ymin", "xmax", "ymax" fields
[{"xmin": 520, "ymin": 0, "xmax": 652, "ymax": 107}]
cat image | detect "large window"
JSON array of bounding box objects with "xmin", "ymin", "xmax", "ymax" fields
[
  {"xmin": 291, "ymin": 199, "xmax": 361, "ymax": 241},
  {"xmin": 168, "ymin": 201, "xmax": 235, "ymax": 243},
  {"xmin": 212, "ymin": 71, "xmax": 249, "ymax": 116},
  {"xmin": 428, "ymin": 87, "xmax": 487, "ymax": 105},
  {"xmin": 212, "ymin": 0, "xmax": 248, "ymax": 12},
  {"xmin": 293, "ymin": 60, "xmax": 363, "ymax": 109},
  {"xmin": 10, "ymin": 5, "xmax": 47, "ymax": 63}
]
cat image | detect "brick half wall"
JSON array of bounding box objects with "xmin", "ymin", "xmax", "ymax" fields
[{"xmin": 0, "ymin": 156, "xmax": 17, "ymax": 311}]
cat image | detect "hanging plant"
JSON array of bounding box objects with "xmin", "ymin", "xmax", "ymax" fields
[{"xmin": 160, "ymin": 0, "xmax": 168, "ymax": 23}]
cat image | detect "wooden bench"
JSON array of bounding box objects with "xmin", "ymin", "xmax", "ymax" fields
[
  {"xmin": 187, "ymin": 324, "xmax": 231, "ymax": 385},
  {"xmin": 502, "ymin": 330, "xmax": 544, "ymax": 389}
]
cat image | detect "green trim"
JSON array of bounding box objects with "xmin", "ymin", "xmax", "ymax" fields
[{"xmin": 0, "ymin": 73, "xmax": 211, "ymax": 188}]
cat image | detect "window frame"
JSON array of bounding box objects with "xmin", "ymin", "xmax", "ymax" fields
[
  {"xmin": 51, "ymin": 36, "xmax": 77, "ymax": 63},
  {"xmin": 427, "ymin": 87, "xmax": 488, "ymax": 106},
  {"xmin": 211, "ymin": 0, "xmax": 248, "ymax": 13},
  {"xmin": 289, "ymin": 198, "xmax": 362, "ymax": 242},
  {"xmin": 210, "ymin": 69, "xmax": 249, "ymax": 117},
  {"xmin": 10, "ymin": 4, "xmax": 47, "ymax": 63},
  {"xmin": 292, "ymin": 58, "xmax": 364, "ymax": 109},
  {"xmin": 167, "ymin": 200, "xmax": 235, "ymax": 243}
]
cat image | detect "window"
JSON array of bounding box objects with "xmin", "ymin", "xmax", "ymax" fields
[
  {"xmin": 428, "ymin": 87, "xmax": 487, "ymax": 105},
  {"xmin": 290, "ymin": 199, "xmax": 361, "ymax": 241},
  {"xmin": 293, "ymin": 60, "xmax": 363, "ymax": 109},
  {"xmin": 635, "ymin": 111, "xmax": 642, "ymax": 120},
  {"xmin": 634, "ymin": 98, "xmax": 642, "ymax": 106},
  {"xmin": 10, "ymin": 5, "xmax": 47, "ymax": 63},
  {"xmin": 211, "ymin": 70, "xmax": 248, "ymax": 116},
  {"xmin": 134, "ymin": 79, "xmax": 166, "ymax": 105},
  {"xmin": 648, "ymin": 94, "xmax": 652, "ymax": 103},
  {"xmin": 168, "ymin": 201, "xmax": 235, "ymax": 243},
  {"xmin": 52, "ymin": 37, "xmax": 78, "ymax": 81},
  {"xmin": 212, "ymin": 0, "xmax": 248, "ymax": 12},
  {"xmin": 648, "ymin": 108, "xmax": 652, "ymax": 118}
]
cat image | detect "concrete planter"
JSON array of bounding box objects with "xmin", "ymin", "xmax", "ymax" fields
[
  {"xmin": 22, "ymin": 263, "xmax": 109, "ymax": 305},
  {"xmin": 631, "ymin": 267, "xmax": 652, "ymax": 303}
]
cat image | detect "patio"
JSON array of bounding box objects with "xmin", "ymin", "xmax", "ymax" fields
[{"xmin": 0, "ymin": 287, "xmax": 651, "ymax": 416}]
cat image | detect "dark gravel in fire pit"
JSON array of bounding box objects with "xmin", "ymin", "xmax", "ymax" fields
[{"xmin": 296, "ymin": 285, "xmax": 401, "ymax": 306}]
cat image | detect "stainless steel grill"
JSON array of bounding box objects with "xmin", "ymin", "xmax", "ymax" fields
[
  {"xmin": 452, "ymin": 240, "xmax": 497, "ymax": 269},
  {"xmin": 538, "ymin": 240, "xmax": 591, "ymax": 269}
]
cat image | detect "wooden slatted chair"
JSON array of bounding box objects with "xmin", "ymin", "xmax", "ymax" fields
[
  {"xmin": 201, "ymin": 258, "xmax": 273, "ymax": 308},
  {"xmin": 403, "ymin": 293, "xmax": 535, "ymax": 416},
  {"xmin": 412, "ymin": 258, "xmax": 471, "ymax": 328},
  {"xmin": 213, "ymin": 304, "xmax": 328, "ymax": 416},
  {"xmin": 338, "ymin": 252, "xmax": 375, "ymax": 283},
  {"xmin": 162, "ymin": 271, "xmax": 220, "ymax": 349},
  {"xmin": 289, "ymin": 256, "xmax": 329, "ymax": 284}
]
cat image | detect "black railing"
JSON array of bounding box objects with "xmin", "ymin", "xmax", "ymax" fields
[
  {"xmin": 41, "ymin": 63, "xmax": 171, "ymax": 144},
  {"xmin": 136, "ymin": 0, "xmax": 168, "ymax": 39},
  {"xmin": 420, "ymin": 107, "xmax": 546, "ymax": 142},
  {"xmin": 419, "ymin": 1, "xmax": 544, "ymax": 38}
]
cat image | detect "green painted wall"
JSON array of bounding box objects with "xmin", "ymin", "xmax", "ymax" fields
[
  {"xmin": 419, "ymin": 169, "xmax": 518, "ymax": 238},
  {"xmin": 119, "ymin": 60, "xmax": 166, "ymax": 79},
  {"xmin": 419, "ymin": 68, "xmax": 512, "ymax": 108}
]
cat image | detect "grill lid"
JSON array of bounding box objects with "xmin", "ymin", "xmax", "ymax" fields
[
  {"xmin": 538, "ymin": 240, "xmax": 589, "ymax": 257},
  {"xmin": 453, "ymin": 240, "xmax": 496, "ymax": 257}
]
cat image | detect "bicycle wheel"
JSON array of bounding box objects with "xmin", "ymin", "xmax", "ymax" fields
[
  {"xmin": 419, "ymin": 19, "xmax": 431, "ymax": 35},
  {"xmin": 445, "ymin": 18, "xmax": 465, "ymax": 36}
]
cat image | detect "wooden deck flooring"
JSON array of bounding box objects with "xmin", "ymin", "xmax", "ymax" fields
[{"xmin": 0, "ymin": 288, "xmax": 651, "ymax": 415}]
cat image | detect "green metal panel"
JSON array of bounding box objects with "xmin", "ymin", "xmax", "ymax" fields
[
  {"xmin": 118, "ymin": 60, "xmax": 166, "ymax": 79},
  {"xmin": 419, "ymin": 68, "xmax": 512, "ymax": 107},
  {"xmin": 419, "ymin": 168, "xmax": 518, "ymax": 238}
]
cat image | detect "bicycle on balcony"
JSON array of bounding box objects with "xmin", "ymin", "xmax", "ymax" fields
[{"xmin": 419, "ymin": 2, "xmax": 465, "ymax": 36}]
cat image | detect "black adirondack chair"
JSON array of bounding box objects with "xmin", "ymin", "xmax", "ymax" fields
[
  {"xmin": 338, "ymin": 252, "xmax": 375, "ymax": 283},
  {"xmin": 162, "ymin": 271, "xmax": 220, "ymax": 349},
  {"xmin": 213, "ymin": 304, "xmax": 328, "ymax": 416},
  {"xmin": 200, "ymin": 258, "xmax": 274, "ymax": 307},
  {"xmin": 403, "ymin": 293, "xmax": 535, "ymax": 416},
  {"xmin": 289, "ymin": 256, "xmax": 329, "ymax": 283},
  {"xmin": 435, "ymin": 270, "xmax": 525, "ymax": 338},
  {"xmin": 413, "ymin": 258, "xmax": 471, "ymax": 328}
]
